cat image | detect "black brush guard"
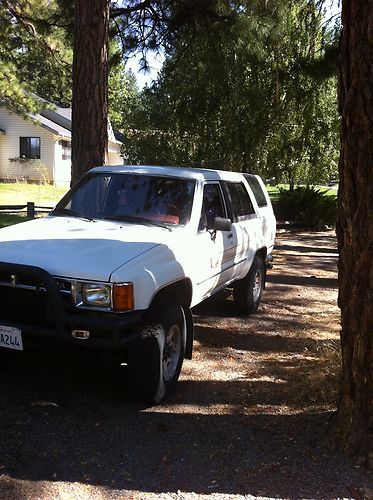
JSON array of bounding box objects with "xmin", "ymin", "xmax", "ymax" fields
[{"xmin": 0, "ymin": 261, "xmax": 145, "ymax": 350}]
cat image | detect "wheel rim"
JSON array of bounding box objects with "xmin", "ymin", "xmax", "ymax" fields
[
  {"xmin": 252, "ymin": 269, "xmax": 263, "ymax": 302},
  {"xmin": 162, "ymin": 324, "xmax": 182, "ymax": 382}
]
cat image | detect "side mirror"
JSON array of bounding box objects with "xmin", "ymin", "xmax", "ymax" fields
[{"xmin": 207, "ymin": 216, "xmax": 232, "ymax": 231}]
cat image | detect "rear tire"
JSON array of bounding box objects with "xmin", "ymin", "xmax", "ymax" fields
[
  {"xmin": 233, "ymin": 255, "xmax": 265, "ymax": 315},
  {"xmin": 127, "ymin": 303, "xmax": 185, "ymax": 403}
]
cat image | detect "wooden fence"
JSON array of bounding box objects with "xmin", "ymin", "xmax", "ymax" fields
[{"xmin": 0, "ymin": 203, "xmax": 53, "ymax": 218}]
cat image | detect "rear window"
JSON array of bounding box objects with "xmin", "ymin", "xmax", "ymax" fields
[{"xmin": 243, "ymin": 174, "xmax": 268, "ymax": 207}]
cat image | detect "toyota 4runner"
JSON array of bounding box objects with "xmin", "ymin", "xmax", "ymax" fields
[{"xmin": 0, "ymin": 165, "xmax": 276, "ymax": 402}]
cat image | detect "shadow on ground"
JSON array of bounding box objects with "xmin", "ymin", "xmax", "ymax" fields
[{"xmin": 0, "ymin": 342, "xmax": 371, "ymax": 499}]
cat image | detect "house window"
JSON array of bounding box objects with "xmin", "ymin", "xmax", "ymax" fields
[
  {"xmin": 60, "ymin": 140, "xmax": 71, "ymax": 160},
  {"xmin": 20, "ymin": 137, "xmax": 40, "ymax": 159}
]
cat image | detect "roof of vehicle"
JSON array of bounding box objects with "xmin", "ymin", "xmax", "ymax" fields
[{"xmin": 89, "ymin": 165, "xmax": 250, "ymax": 182}]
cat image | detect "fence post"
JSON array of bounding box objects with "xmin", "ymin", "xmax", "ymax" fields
[{"xmin": 27, "ymin": 202, "xmax": 35, "ymax": 218}]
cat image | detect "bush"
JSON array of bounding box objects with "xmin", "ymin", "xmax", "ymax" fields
[{"xmin": 272, "ymin": 186, "xmax": 337, "ymax": 230}]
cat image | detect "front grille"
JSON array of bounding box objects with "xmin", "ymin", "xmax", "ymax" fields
[
  {"xmin": 0, "ymin": 262, "xmax": 73, "ymax": 332},
  {"xmin": 0, "ymin": 287, "xmax": 54, "ymax": 326},
  {"xmin": 0, "ymin": 271, "xmax": 46, "ymax": 291}
]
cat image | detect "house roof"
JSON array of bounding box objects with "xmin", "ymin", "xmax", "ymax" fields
[
  {"xmin": 33, "ymin": 112, "xmax": 71, "ymax": 138},
  {"xmin": 40, "ymin": 106, "xmax": 71, "ymax": 132},
  {"xmin": 28, "ymin": 95, "xmax": 121, "ymax": 145}
]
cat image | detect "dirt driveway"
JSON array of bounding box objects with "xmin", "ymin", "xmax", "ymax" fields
[{"xmin": 0, "ymin": 231, "xmax": 372, "ymax": 499}]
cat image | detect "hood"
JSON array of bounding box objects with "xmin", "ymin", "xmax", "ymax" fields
[{"xmin": 0, "ymin": 216, "xmax": 165, "ymax": 281}]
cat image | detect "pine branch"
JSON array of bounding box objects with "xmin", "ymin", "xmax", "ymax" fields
[
  {"xmin": 2, "ymin": 0, "xmax": 37, "ymax": 36},
  {"xmin": 110, "ymin": 0, "xmax": 153, "ymax": 18}
]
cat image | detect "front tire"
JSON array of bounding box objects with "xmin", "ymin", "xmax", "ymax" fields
[
  {"xmin": 233, "ymin": 255, "xmax": 265, "ymax": 315},
  {"xmin": 127, "ymin": 304, "xmax": 185, "ymax": 404}
]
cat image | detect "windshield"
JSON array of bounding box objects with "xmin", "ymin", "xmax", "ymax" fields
[{"xmin": 54, "ymin": 173, "xmax": 196, "ymax": 227}]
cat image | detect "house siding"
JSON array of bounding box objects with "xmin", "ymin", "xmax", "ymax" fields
[
  {"xmin": 52, "ymin": 141, "xmax": 123, "ymax": 188},
  {"xmin": 107, "ymin": 149, "xmax": 123, "ymax": 167},
  {"xmin": 0, "ymin": 106, "xmax": 123, "ymax": 186},
  {"xmin": 0, "ymin": 107, "xmax": 55, "ymax": 183},
  {"xmin": 54, "ymin": 140, "xmax": 72, "ymax": 187}
]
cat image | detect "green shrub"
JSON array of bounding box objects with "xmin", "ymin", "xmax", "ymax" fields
[{"xmin": 273, "ymin": 186, "xmax": 337, "ymax": 229}]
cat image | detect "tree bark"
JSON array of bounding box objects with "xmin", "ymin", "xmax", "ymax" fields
[
  {"xmin": 71, "ymin": 0, "xmax": 109, "ymax": 185},
  {"xmin": 333, "ymin": 0, "xmax": 373, "ymax": 463}
]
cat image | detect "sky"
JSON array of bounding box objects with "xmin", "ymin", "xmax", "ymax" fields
[
  {"xmin": 325, "ymin": 0, "xmax": 341, "ymax": 22},
  {"xmin": 125, "ymin": 51, "xmax": 165, "ymax": 89}
]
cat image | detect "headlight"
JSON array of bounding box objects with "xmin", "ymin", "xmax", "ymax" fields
[
  {"xmin": 71, "ymin": 281, "xmax": 134, "ymax": 312},
  {"xmin": 82, "ymin": 283, "xmax": 111, "ymax": 307}
]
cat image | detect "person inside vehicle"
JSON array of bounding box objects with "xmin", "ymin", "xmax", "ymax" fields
[
  {"xmin": 115, "ymin": 176, "xmax": 140, "ymax": 216},
  {"xmin": 199, "ymin": 184, "xmax": 224, "ymax": 230}
]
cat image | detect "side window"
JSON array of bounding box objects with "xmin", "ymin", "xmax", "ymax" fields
[
  {"xmin": 226, "ymin": 182, "xmax": 255, "ymax": 222},
  {"xmin": 199, "ymin": 183, "xmax": 226, "ymax": 230},
  {"xmin": 20, "ymin": 137, "xmax": 40, "ymax": 159},
  {"xmin": 244, "ymin": 174, "xmax": 268, "ymax": 207}
]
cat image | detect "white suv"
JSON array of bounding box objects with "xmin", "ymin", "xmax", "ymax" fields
[{"xmin": 0, "ymin": 165, "xmax": 276, "ymax": 402}]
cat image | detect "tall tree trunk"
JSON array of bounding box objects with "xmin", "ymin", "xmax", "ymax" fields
[
  {"xmin": 333, "ymin": 1, "xmax": 373, "ymax": 463},
  {"xmin": 71, "ymin": 0, "xmax": 109, "ymax": 185}
]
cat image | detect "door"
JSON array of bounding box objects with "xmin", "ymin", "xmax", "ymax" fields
[
  {"xmin": 194, "ymin": 182, "xmax": 238, "ymax": 301},
  {"xmin": 223, "ymin": 180, "xmax": 261, "ymax": 280}
]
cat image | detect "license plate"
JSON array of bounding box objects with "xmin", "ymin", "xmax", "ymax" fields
[{"xmin": 0, "ymin": 325, "xmax": 23, "ymax": 351}]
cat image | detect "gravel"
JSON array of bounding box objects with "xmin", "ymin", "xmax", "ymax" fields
[{"xmin": 0, "ymin": 230, "xmax": 372, "ymax": 499}]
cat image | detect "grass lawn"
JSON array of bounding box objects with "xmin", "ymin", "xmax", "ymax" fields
[
  {"xmin": 0, "ymin": 183, "xmax": 68, "ymax": 228},
  {"xmin": 0, "ymin": 214, "xmax": 28, "ymax": 229},
  {"xmin": 0, "ymin": 182, "xmax": 68, "ymax": 207},
  {"xmin": 267, "ymin": 184, "xmax": 338, "ymax": 202}
]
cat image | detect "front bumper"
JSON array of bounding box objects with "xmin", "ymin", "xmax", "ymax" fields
[{"xmin": 0, "ymin": 261, "xmax": 146, "ymax": 350}]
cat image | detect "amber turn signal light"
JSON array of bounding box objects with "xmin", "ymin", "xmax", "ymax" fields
[{"xmin": 112, "ymin": 283, "xmax": 134, "ymax": 312}]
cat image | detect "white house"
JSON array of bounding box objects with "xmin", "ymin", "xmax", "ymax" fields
[{"xmin": 0, "ymin": 102, "xmax": 123, "ymax": 187}]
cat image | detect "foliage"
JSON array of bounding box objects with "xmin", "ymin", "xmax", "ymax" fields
[
  {"xmin": 123, "ymin": 1, "xmax": 339, "ymax": 187},
  {"xmin": 9, "ymin": 157, "xmax": 40, "ymax": 164},
  {"xmin": 0, "ymin": 0, "xmax": 73, "ymax": 111},
  {"xmin": 120, "ymin": 128, "xmax": 199, "ymax": 165},
  {"xmin": 1, "ymin": 0, "xmax": 340, "ymax": 184},
  {"xmin": 108, "ymin": 56, "xmax": 141, "ymax": 130},
  {"xmin": 273, "ymin": 185, "xmax": 337, "ymax": 229},
  {"xmin": 0, "ymin": 1, "xmax": 140, "ymax": 131},
  {"xmin": 111, "ymin": 0, "xmax": 238, "ymax": 72}
]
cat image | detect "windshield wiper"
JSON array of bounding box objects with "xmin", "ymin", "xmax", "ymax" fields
[
  {"xmin": 105, "ymin": 215, "xmax": 172, "ymax": 231},
  {"xmin": 50, "ymin": 208, "xmax": 95, "ymax": 222}
]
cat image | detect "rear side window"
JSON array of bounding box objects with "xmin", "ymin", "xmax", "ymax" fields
[
  {"xmin": 244, "ymin": 174, "xmax": 268, "ymax": 207},
  {"xmin": 225, "ymin": 182, "xmax": 255, "ymax": 222}
]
